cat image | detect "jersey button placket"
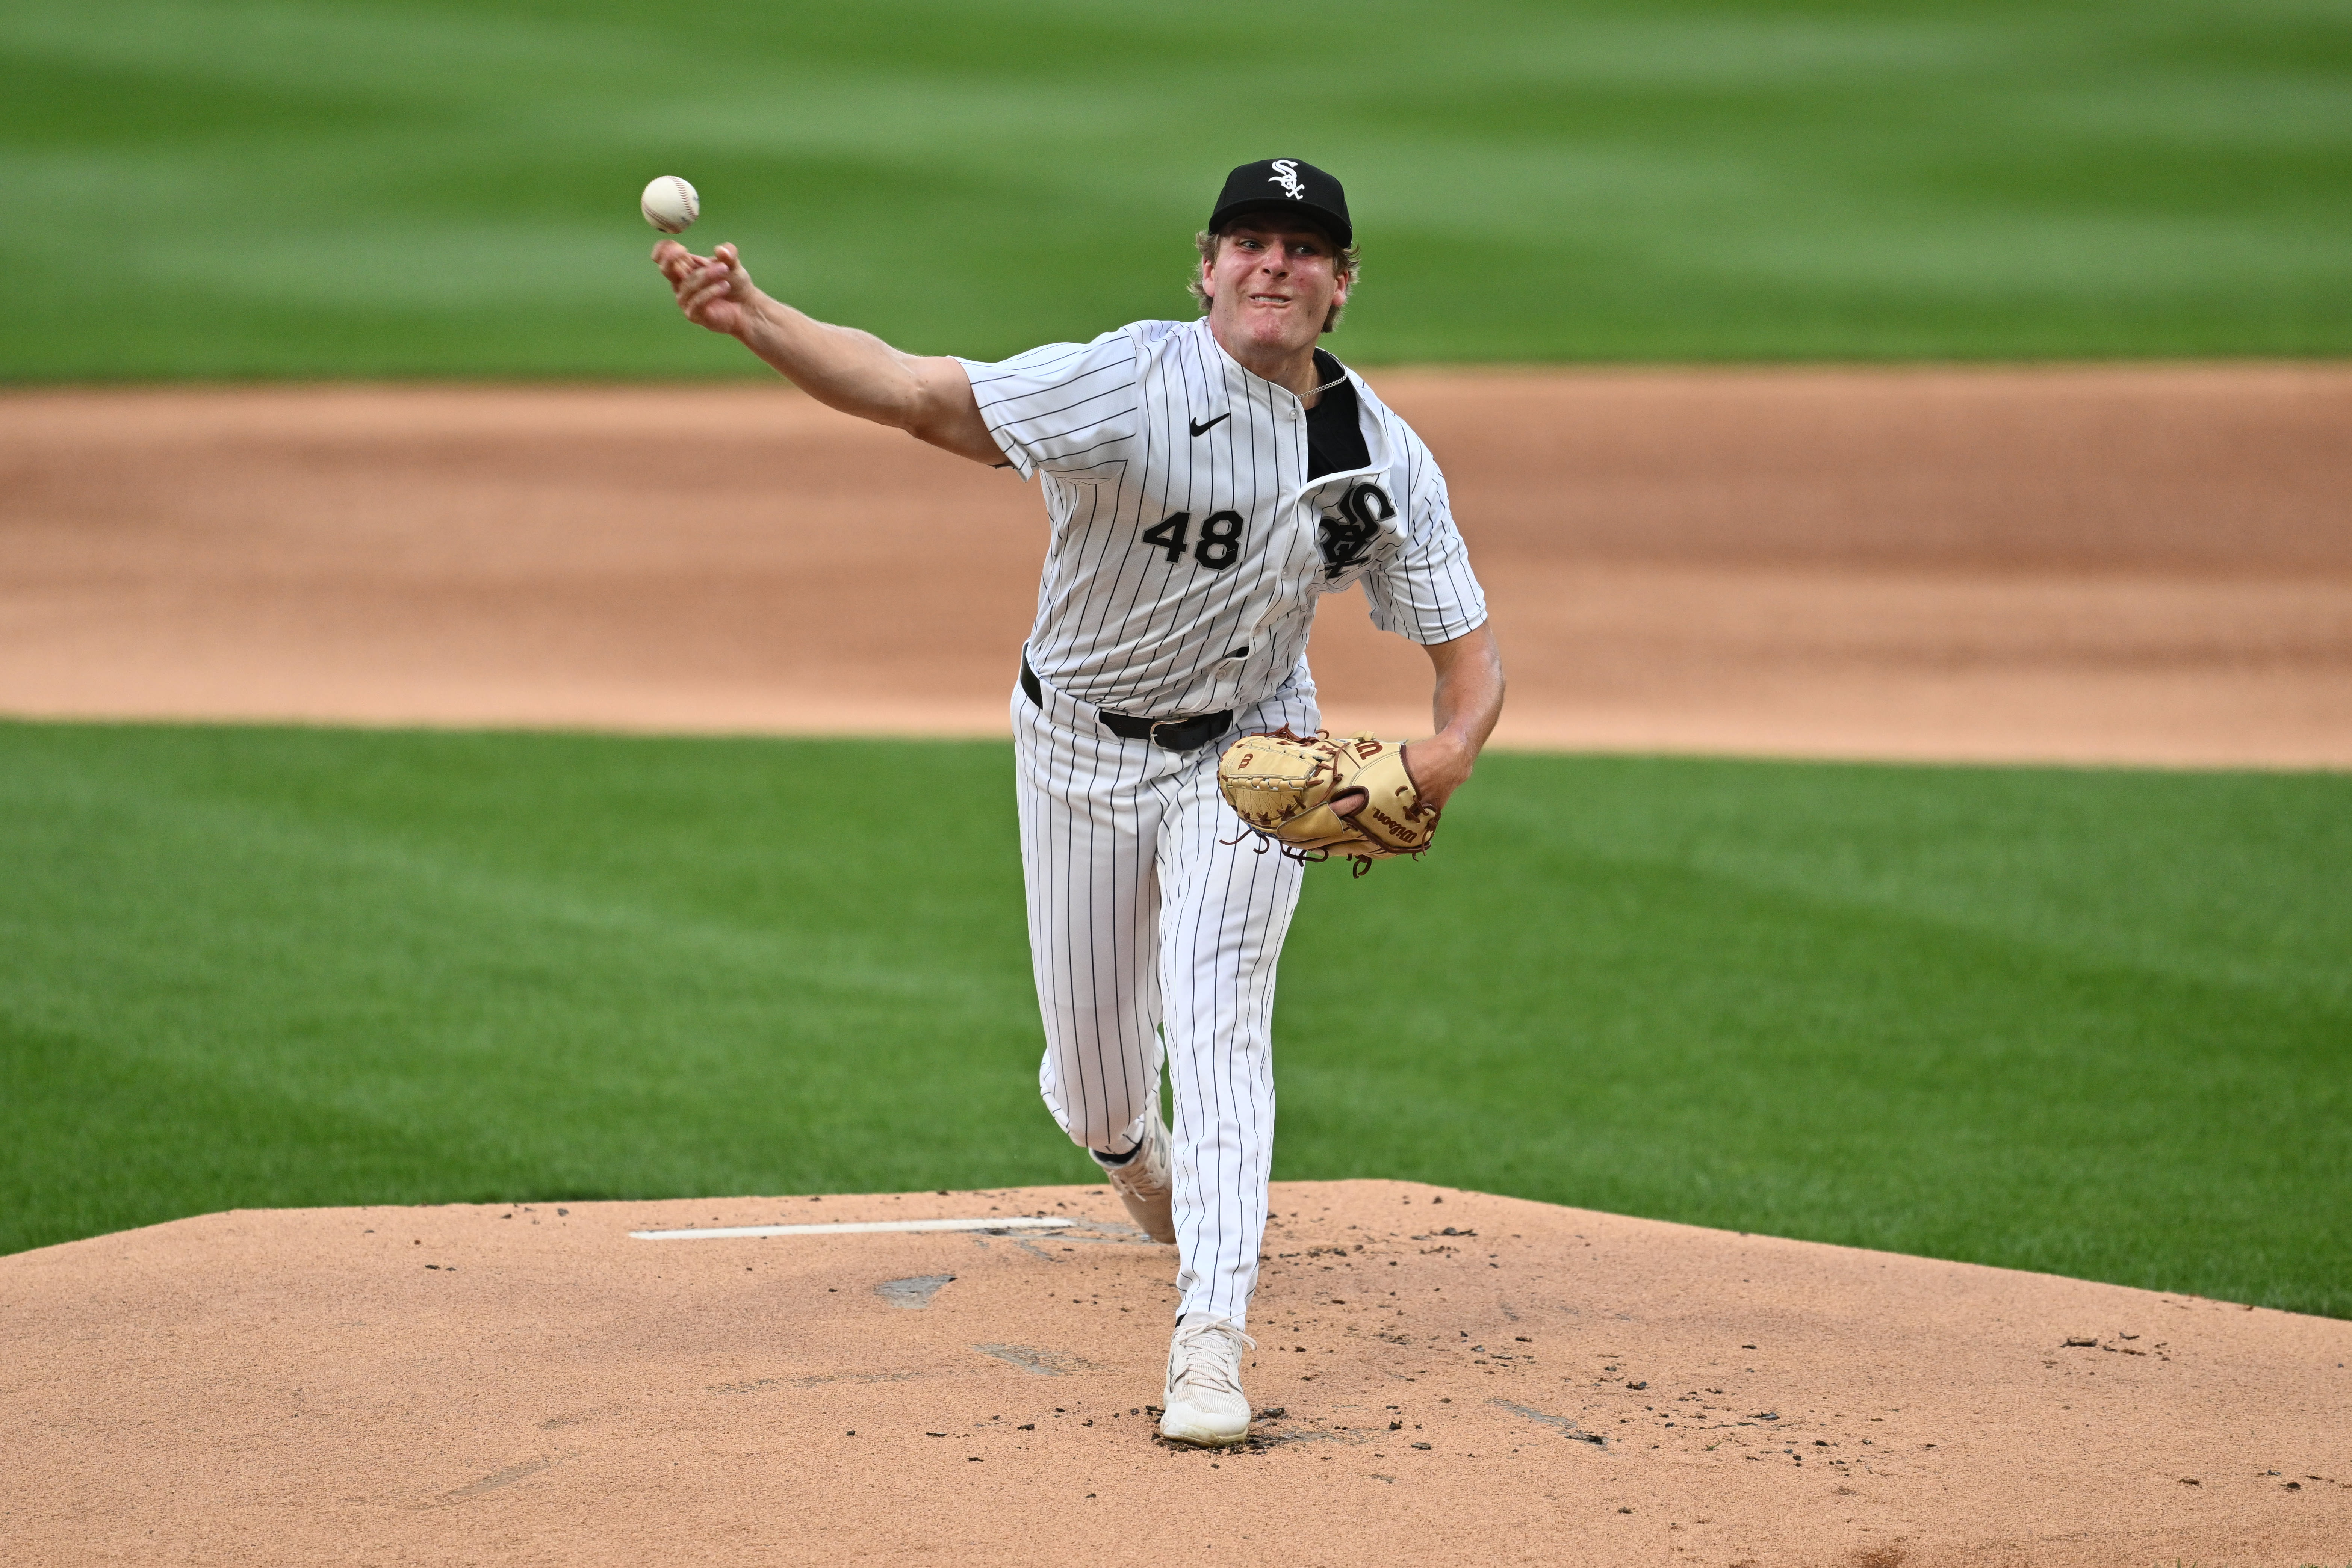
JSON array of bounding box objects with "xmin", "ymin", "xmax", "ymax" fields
[{"xmin": 1285, "ymin": 485, "xmax": 1322, "ymax": 592}]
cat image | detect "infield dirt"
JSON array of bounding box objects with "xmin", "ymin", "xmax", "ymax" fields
[
  {"xmin": 4, "ymin": 1181, "xmax": 2346, "ymax": 1567},
  {"xmin": 4, "ymin": 365, "xmax": 2348, "ymax": 765}
]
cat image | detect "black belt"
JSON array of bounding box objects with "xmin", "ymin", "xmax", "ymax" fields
[{"xmin": 1021, "ymin": 656, "xmax": 1233, "ymax": 752}]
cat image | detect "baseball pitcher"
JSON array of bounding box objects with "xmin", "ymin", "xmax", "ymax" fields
[{"xmin": 653, "ymin": 157, "xmax": 1504, "ymax": 1447}]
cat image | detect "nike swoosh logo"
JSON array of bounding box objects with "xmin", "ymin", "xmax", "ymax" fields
[{"xmin": 1189, "ymin": 413, "xmax": 1230, "ymax": 437}]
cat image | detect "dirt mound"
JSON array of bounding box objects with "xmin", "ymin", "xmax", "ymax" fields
[
  {"xmin": 3, "ymin": 368, "xmax": 2348, "ymax": 765},
  {"xmin": 4, "ymin": 1180, "xmax": 2343, "ymax": 1565}
]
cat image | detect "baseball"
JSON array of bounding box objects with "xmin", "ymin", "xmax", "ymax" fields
[{"xmin": 640, "ymin": 175, "xmax": 699, "ymax": 234}]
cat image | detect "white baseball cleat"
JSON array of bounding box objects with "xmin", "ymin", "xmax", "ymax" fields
[
  {"xmin": 1093, "ymin": 1114, "xmax": 1175, "ymax": 1244},
  {"xmin": 1159, "ymin": 1317, "xmax": 1256, "ymax": 1447}
]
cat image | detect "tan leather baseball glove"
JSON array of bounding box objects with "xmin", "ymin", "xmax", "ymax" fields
[{"xmin": 1216, "ymin": 730, "xmax": 1440, "ymax": 875}]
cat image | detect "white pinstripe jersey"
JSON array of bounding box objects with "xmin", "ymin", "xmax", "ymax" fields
[{"xmin": 959, "ymin": 315, "xmax": 1487, "ymax": 720}]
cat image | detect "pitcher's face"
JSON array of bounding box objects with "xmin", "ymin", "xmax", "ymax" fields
[{"xmin": 1201, "ymin": 221, "xmax": 1349, "ymax": 361}]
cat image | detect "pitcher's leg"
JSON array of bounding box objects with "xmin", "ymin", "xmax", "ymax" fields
[
  {"xmin": 1157, "ymin": 758, "xmax": 1304, "ymax": 1329},
  {"xmin": 1015, "ymin": 696, "xmax": 1172, "ymax": 1157}
]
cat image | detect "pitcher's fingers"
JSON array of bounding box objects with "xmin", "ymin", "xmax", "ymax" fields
[
  {"xmin": 656, "ymin": 243, "xmax": 712, "ymax": 283},
  {"xmin": 679, "ymin": 271, "xmax": 734, "ymax": 315}
]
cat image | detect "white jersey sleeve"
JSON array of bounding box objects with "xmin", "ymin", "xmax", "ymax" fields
[
  {"xmin": 957, "ymin": 330, "xmax": 1142, "ymax": 481},
  {"xmin": 1360, "ymin": 425, "xmax": 1489, "ymax": 646}
]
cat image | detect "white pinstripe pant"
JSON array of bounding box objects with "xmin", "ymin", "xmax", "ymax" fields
[{"xmin": 1012, "ymin": 665, "xmax": 1317, "ymax": 1330}]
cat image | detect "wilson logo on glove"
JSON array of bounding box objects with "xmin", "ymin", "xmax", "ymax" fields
[{"xmin": 1216, "ymin": 729, "xmax": 1439, "ymax": 876}]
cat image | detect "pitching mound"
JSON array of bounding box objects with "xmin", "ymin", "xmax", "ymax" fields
[{"xmin": 4, "ymin": 1182, "xmax": 2344, "ymax": 1566}]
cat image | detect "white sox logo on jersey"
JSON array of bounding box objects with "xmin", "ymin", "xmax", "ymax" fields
[
  {"xmin": 1268, "ymin": 159, "xmax": 1306, "ymax": 200},
  {"xmin": 1316, "ymin": 481, "xmax": 1394, "ymax": 578}
]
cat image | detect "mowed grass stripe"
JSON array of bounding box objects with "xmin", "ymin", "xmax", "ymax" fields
[
  {"xmin": 2, "ymin": 0, "xmax": 2347, "ymax": 375},
  {"xmin": 1, "ymin": 723, "xmax": 2345, "ymax": 1317}
]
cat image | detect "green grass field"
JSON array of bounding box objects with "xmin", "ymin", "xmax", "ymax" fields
[
  {"xmin": 5, "ymin": 721, "xmax": 2345, "ymax": 1316},
  {"xmin": 3, "ymin": 0, "xmax": 2348, "ymax": 375}
]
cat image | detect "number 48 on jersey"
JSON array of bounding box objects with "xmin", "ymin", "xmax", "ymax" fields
[{"xmin": 1140, "ymin": 510, "xmax": 1245, "ymax": 571}]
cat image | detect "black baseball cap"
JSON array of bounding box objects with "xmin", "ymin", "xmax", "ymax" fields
[{"xmin": 1208, "ymin": 158, "xmax": 1351, "ymax": 248}]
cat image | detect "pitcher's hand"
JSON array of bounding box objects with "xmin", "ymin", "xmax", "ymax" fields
[
  {"xmin": 1400, "ymin": 731, "xmax": 1475, "ymax": 810},
  {"xmin": 653, "ymin": 239, "xmax": 759, "ymax": 337}
]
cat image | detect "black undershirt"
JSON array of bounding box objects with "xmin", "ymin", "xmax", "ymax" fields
[{"xmin": 1303, "ymin": 348, "xmax": 1367, "ymax": 480}]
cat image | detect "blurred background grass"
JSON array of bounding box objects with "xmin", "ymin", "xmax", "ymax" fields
[
  {"xmin": 3, "ymin": 0, "xmax": 2349, "ymax": 375},
  {"xmin": 5, "ymin": 723, "xmax": 2346, "ymax": 1314}
]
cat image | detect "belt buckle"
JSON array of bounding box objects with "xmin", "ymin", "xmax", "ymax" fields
[{"xmin": 1148, "ymin": 717, "xmax": 1190, "ymax": 750}]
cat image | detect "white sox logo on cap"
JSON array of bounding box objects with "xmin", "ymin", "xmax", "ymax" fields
[{"xmin": 1210, "ymin": 158, "xmax": 1351, "ymax": 245}]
